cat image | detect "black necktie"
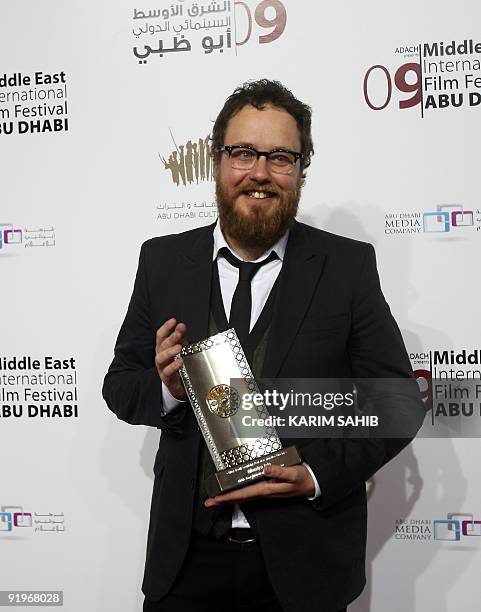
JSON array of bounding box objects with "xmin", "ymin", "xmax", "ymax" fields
[{"xmin": 219, "ymin": 247, "xmax": 278, "ymax": 348}]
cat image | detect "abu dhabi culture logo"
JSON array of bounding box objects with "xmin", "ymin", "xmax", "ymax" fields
[
  {"xmin": 159, "ymin": 134, "xmax": 214, "ymax": 187},
  {"xmin": 0, "ymin": 223, "xmax": 56, "ymax": 251},
  {"xmin": 0, "ymin": 504, "xmax": 65, "ymax": 534},
  {"xmin": 156, "ymin": 131, "xmax": 218, "ymax": 223}
]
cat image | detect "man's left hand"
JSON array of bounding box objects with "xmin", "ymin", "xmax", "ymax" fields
[{"xmin": 204, "ymin": 464, "xmax": 315, "ymax": 507}]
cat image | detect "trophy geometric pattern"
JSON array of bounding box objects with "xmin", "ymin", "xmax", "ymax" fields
[{"xmin": 220, "ymin": 436, "xmax": 282, "ymax": 467}]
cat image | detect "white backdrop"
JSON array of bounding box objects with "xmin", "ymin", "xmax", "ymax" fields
[{"xmin": 1, "ymin": 1, "xmax": 480, "ymax": 610}]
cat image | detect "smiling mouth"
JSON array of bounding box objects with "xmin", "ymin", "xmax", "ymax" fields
[{"xmin": 243, "ymin": 190, "xmax": 277, "ymax": 200}]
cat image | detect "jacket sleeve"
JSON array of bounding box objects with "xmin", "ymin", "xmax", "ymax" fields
[
  {"xmin": 102, "ymin": 241, "xmax": 188, "ymax": 430},
  {"xmin": 300, "ymin": 243, "xmax": 426, "ymax": 511}
]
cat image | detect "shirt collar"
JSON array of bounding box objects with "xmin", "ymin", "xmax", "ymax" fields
[{"xmin": 212, "ymin": 220, "xmax": 289, "ymax": 263}]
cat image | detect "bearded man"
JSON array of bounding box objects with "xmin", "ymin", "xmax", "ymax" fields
[{"xmin": 103, "ymin": 79, "xmax": 424, "ymax": 612}]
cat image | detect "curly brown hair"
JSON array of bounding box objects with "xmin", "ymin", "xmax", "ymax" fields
[{"xmin": 211, "ymin": 79, "xmax": 314, "ymax": 175}]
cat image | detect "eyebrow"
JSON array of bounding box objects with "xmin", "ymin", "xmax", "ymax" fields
[{"xmin": 230, "ymin": 142, "xmax": 297, "ymax": 151}]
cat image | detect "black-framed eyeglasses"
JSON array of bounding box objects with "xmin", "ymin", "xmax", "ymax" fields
[{"xmin": 219, "ymin": 145, "xmax": 303, "ymax": 175}]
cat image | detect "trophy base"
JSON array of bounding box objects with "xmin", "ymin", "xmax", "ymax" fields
[{"xmin": 205, "ymin": 446, "xmax": 301, "ymax": 498}]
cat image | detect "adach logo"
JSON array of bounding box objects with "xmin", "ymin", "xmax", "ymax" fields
[
  {"xmin": 423, "ymin": 204, "xmax": 476, "ymax": 233},
  {"xmin": 0, "ymin": 223, "xmax": 22, "ymax": 249},
  {"xmin": 0, "ymin": 504, "xmax": 65, "ymax": 534},
  {"xmin": 160, "ymin": 133, "xmax": 214, "ymax": 187},
  {"xmin": 433, "ymin": 513, "xmax": 481, "ymax": 541}
]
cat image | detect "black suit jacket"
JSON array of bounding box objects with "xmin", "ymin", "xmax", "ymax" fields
[{"xmin": 103, "ymin": 221, "xmax": 425, "ymax": 612}]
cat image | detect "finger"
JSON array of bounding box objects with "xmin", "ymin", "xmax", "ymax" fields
[
  {"xmin": 158, "ymin": 329, "xmax": 182, "ymax": 353},
  {"xmin": 155, "ymin": 318, "xmax": 177, "ymax": 352},
  {"xmin": 204, "ymin": 480, "xmax": 294, "ymax": 506},
  {"xmin": 162, "ymin": 357, "xmax": 184, "ymax": 379},
  {"xmin": 158, "ymin": 323, "xmax": 188, "ymax": 354},
  {"xmin": 204, "ymin": 466, "xmax": 300, "ymax": 507},
  {"xmin": 264, "ymin": 464, "xmax": 298, "ymax": 484},
  {"xmin": 175, "ymin": 322, "xmax": 187, "ymax": 345},
  {"xmin": 155, "ymin": 345, "xmax": 183, "ymax": 374},
  {"xmin": 205, "ymin": 482, "xmax": 268, "ymax": 506}
]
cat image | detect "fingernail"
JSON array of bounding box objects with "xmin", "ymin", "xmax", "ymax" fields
[{"xmin": 264, "ymin": 465, "xmax": 271, "ymax": 475}]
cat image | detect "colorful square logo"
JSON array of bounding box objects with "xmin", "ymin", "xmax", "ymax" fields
[
  {"xmin": 13, "ymin": 512, "xmax": 32, "ymax": 527},
  {"xmin": 4, "ymin": 229, "xmax": 22, "ymax": 244},
  {"xmin": 423, "ymin": 212, "xmax": 450, "ymax": 233},
  {"xmin": 462, "ymin": 520, "xmax": 481, "ymax": 537},
  {"xmin": 433, "ymin": 519, "xmax": 461, "ymax": 541},
  {"xmin": 451, "ymin": 211, "xmax": 474, "ymax": 227},
  {"xmin": 0, "ymin": 512, "xmax": 12, "ymax": 532}
]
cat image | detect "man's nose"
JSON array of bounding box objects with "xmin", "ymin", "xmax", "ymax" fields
[{"xmin": 248, "ymin": 155, "xmax": 271, "ymax": 182}]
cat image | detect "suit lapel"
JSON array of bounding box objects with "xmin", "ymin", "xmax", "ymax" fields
[
  {"xmin": 178, "ymin": 224, "xmax": 215, "ymax": 343},
  {"xmin": 263, "ymin": 222, "xmax": 326, "ymax": 378}
]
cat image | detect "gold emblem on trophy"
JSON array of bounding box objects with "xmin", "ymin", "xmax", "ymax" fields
[{"xmin": 206, "ymin": 384, "xmax": 240, "ymax": 418}]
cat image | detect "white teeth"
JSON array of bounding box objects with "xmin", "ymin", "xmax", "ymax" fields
[{"xmin": 247, "ymin": 191, "xmax": 271, "ymax": 199}]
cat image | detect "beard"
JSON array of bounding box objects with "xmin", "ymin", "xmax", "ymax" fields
[{"xmin": 215, "ymin": 179, "xmax": 301, "ymax": 251}]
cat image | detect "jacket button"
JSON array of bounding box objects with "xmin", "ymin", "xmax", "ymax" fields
[{"xmin": 190, "ymin": 478, "xmax": 196, "ymax": 489}]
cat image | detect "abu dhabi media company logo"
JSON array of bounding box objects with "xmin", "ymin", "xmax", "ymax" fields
[
  {"xmin": 394, "ymin": 513, "xmax": 481, "ymax": 543},
  {"xmin": 384, "ymin": 204, "xmax": 480, "ymax": 237},
  {"xmin": 422, "ymin": 204, "xmax": 478, "ymax": 233},
  {"xmin": 0, "ymin": 223, "xmax": 56, "ymax": 253},
  {"xmin": 433, "ymin": 513, "xmax": 481, "ymax": 542},
  {"xmin": 0, "ymin": 505, "xmax": 65, "ymax": 536}
]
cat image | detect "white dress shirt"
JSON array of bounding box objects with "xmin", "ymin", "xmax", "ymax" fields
[{"xmin": 162, "ymin": 222, "xmax": 321, "ymax": 527}]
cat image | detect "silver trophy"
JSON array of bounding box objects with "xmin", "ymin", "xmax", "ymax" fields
[{"xmin": 178, "ymin": 329, "xmax": 301, "ymax": 497}]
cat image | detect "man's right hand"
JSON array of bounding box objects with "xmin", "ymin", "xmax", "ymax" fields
[{"xmin": 155, "ymin": 318, "xmax": 188, "ymax": 401}]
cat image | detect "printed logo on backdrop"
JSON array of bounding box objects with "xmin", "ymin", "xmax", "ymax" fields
[
  {"xmin": 0, "ymin": 223, "xmax": 56, "ymax": 253},
  {"xmin": 0, "ymin": 71, "xmax": 69, "ymax": 136},
  {"xmin": 383, "ymin": 204, "xmax": 481, "ymax": 237},
  {"xmin": 0, "ymin": 356, "xmax": 79, "ymax": 419},
  {"xmin": 160, "ymin": 134, "xmax": 213, "ymax": 186},
  {"xmin": 363, "ymin": 38, "xmax": 481, "ymax": 116},
  {"xmin": 410, "ymin": 349, "xmax": 481, "ymax": 435},
  {"xmin": 132, "ymin": 0, "xmax": 287, "ymax": 64},
  {"xmin": 0, "ymin": 505, "xmax": 65, "ymax": 536},
  {"xmin": 394, "ymin": 513, "xmax": 481, "ymax": 544},
  {"xmin": 157, "ymin": 132, "xmax": 218, "ymax": 222}
]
